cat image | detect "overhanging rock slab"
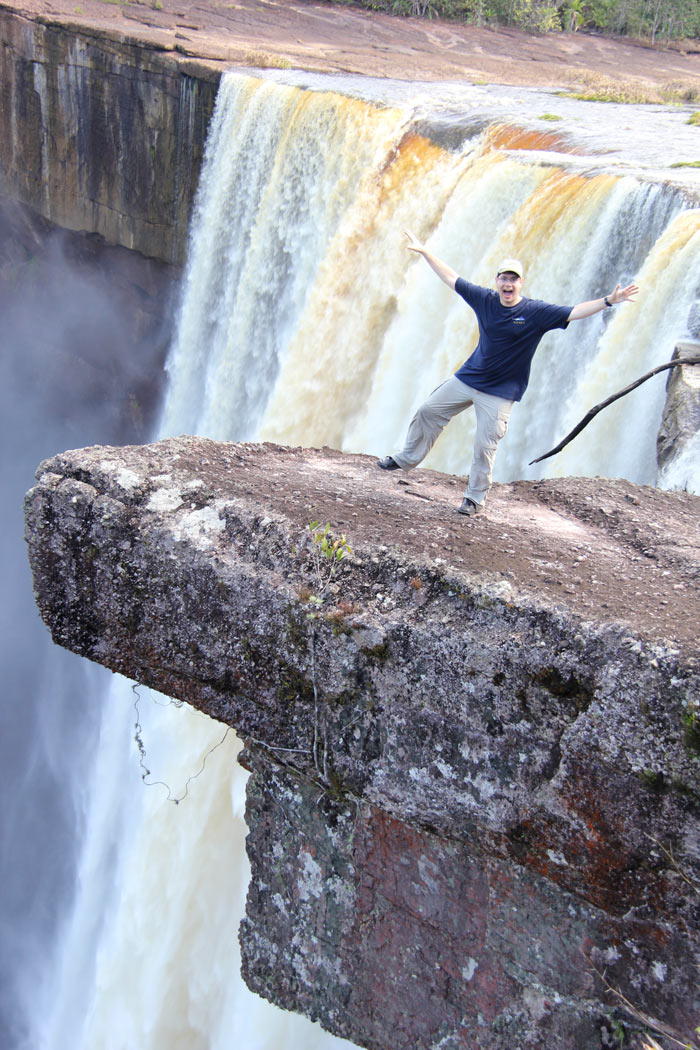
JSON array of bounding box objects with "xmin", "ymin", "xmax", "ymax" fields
[{"xmin": 24, "ymin": 437, "xmax": 700, "ymax": 1050}]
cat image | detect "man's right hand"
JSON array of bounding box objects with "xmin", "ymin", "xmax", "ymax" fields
[
  {"xmin": 404, "ymin": 230, "xmax": 425, "ymax": 253},
  {"xmin": 403, "ymin": 230, "xmax": 458, "ymax": 289}
]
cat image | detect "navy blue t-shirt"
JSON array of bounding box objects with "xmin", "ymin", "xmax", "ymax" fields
[{"xmin": 453, "ymin": 278, "xmax": 572, "ymax": 402}]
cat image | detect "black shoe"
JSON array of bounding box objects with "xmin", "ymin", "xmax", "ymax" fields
[
  {"xmin": 457, "ymin": 497, "xmax": 482, "ymax": 516},
  {"xmin": 377, "ymin": 456, "xmax": 400, "ymax": 471}
]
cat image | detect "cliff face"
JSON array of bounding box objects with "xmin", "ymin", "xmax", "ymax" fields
[
  {"xmin": 0, "ymin": 5, "xmax": 219, "ymax": 264},
  {"xmin": 24, "ymin": 437, "xmax": 700, "ymax": 1050}
]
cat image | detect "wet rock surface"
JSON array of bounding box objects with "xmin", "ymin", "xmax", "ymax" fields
[
  {"xmin": 24, "ymin": 437, "xmax": 700, "ymax": 1049},
  {"xmin": 657, "ymin": 343, "xmax": 700, "ymax": 471}
]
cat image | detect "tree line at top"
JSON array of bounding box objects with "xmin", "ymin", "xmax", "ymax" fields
[{"xmin": 323, "ymin": 0, "xmax": 700, "ymax": 41}]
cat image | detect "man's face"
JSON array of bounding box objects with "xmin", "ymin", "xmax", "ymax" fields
[{"xmin": 496, "ymin": 271, "xmax": 523, "ymax": 307}]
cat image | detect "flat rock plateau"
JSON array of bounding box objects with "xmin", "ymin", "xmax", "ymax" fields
[{"xmin": 6, "ymin": 0, "xmax": 700, "ymax": 90}]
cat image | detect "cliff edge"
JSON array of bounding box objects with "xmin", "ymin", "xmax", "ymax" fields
[{"xmin": 24, "ymin": 437, "xmax": 700, "ymax": 1049}]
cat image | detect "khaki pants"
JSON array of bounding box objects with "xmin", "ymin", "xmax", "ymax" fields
[{"xmin": 392, "ymin": 376, "xmax": 513, "ymax": 505}]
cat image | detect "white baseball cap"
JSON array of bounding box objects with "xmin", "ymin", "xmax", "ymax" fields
[{"xmin": 497, "ymin": 258, "xmax": 524, "ymax": 278}]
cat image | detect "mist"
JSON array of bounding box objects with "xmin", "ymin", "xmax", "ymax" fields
[{"xmin": 0, "ymin": 197, "xmax": 173, "ymax": 1049}]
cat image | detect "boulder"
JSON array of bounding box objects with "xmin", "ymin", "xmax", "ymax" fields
[{"xmin": 657, "ymin": 340, "xmax": 700, "ymax": 472}]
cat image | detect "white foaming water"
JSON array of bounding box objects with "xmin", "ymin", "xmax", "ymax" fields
[
  {"xmin": 534, "ymin": 209, "xmax": 700, "ymax": 483},
  {"xmin": 659, "ymin": 429, "xmax": 700, "ymax": 493},
  {"xmin": 160, "ymin": 74, "xmax": 410, "ymax": 442},
  {"xmin": 39, "ymin": 680, "xmax": 140, "ymax": 1049},
  {"xmin": 42, "ymin": 71, "xmax": 700, "ymax": 1049}
]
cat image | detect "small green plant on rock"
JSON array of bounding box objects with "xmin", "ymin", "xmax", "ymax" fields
[
  {"xmin": 681, "ymin": 694, "xmax": 700, "ymax": 751},
  {"xmin": 608, "ymin": 1011, "xmax": 627, "ymax": 1048},
  {"xmin": 307, "ymin": 520, "xmax": 351, "ymax": 603}
]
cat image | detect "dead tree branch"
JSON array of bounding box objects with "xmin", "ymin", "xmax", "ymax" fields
[{"xmin": 529, "ymin": 356, "xmax": 700, "ymax": 465}]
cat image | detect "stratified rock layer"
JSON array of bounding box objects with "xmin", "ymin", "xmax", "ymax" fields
[
  {"xmin": 24, "ymin": 438, "xmax": 700, "ymax": 1050},
  {"xmin": 0, "ymin": 6, "xmax": 219, "ymax": 263}
]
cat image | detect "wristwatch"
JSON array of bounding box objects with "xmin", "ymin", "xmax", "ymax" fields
[{"xmin": 603, "ymin": 296, "xmax": 613, "ymax": 307}]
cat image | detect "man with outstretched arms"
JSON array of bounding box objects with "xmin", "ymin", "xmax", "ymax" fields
[{"xmin": 377, "ymin": 230, "xmax": 639, "ymax": 516}]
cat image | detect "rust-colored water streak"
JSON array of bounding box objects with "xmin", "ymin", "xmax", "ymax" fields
[{"xmin": 485, "ymin": 123, "xmax": 581, "ymax": 155}]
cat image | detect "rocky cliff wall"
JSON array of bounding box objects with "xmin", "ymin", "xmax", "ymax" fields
[
  {"xmin": 0, "ymin": 4, "xmax": 220, "ymax": 263},
  {"xmin": 658, "ymin": 341, "xmax": 700, "ymax": 471},
  {"xmin": 24, "ymin": 437, "xmax": 700, "ymax": 1050}
]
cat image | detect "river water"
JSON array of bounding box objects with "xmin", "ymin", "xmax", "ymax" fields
[{"xmin": 8, "ymin": 70, "xmax": 700, "ymax": 1049}]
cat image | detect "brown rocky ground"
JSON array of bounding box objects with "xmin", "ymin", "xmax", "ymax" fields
[
  {"xmin": 28, "ymin": 438, "xmax": 700, "ymax": 657},
  {"xmin": 186, "ymin": 441, "xmax": 700, "ymax": 657},
  {"xmin": 6, "ymin": 0, "xmax": 700, "ymax": 92}
]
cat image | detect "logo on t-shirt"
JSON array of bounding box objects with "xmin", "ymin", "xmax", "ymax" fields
[{"xmin": 512, "ymin": 316, "xmax": 527, "ymax": 324}]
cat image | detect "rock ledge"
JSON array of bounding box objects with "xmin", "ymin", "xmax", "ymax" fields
[{"xmin": 24, "ymin": 437, "xmax": 700, "ymax": 1050}]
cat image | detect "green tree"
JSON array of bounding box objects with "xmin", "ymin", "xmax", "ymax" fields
[
  {"xmin": 490, "ymin": 0, "xmax": 563, "ymax": 30},
  {"xmin": 582, "ymin": 0, "xmax": 700, "ymax": 38},
  {"xmin": 321, "ymin": 0, "xmax": 700, "ymax": 38},
  {"xmin": 564, "ymin": 0, "xmax": 585, "ymax": 30}
]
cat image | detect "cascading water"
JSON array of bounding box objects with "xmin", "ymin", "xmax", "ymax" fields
[{"xmin": 28, "ymin": 70, "xmax": 700, "ymax": 1050}]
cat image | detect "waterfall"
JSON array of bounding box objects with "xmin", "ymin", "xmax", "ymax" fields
[
  {"xmin": 165, "ymin": 72, "xmax": 699, "ymax": 493},
  {"xmin": 160, "ymin": 76, "xmax": 412, "ymax": 441},
  {"xmin": 33, "ymin": 71, "xmax": 700, "ymax": 1049}
]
